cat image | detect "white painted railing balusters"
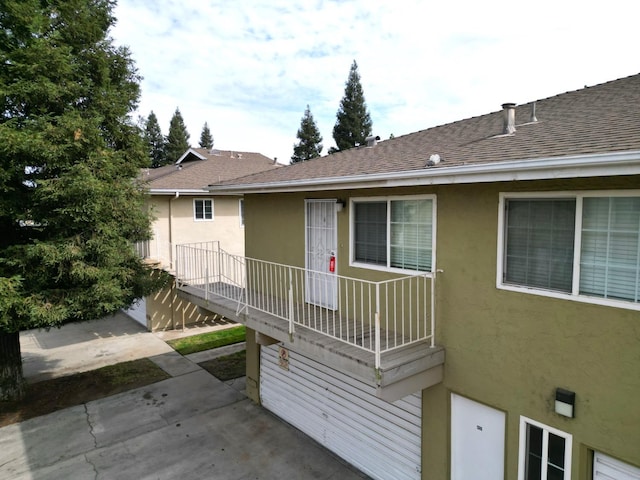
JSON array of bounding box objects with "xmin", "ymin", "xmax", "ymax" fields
[{"xmin": 174, "ymin": 243, "xmax": 436, "ymax": 360}]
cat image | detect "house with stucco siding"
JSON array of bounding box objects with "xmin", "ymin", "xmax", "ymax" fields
[
  {"xmin": 174, "ymin": 74, "xmax": 640, "ymax": 479},
  {"xmin": 132, "ymin": 148, "xmax": 281, "ymax": 330}
]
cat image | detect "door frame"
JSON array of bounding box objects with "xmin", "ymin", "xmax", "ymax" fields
[{"xmin": 304, "ymin": 199, "xmax": 338, "ymax": 309}]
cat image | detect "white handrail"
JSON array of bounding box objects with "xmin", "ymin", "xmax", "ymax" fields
[{"xmin": 175, "ymin": 243, "xmax": 434, "ymax": 361}]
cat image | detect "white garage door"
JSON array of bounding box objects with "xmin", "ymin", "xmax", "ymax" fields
[
  {"xmin": 594, "ymin": 452, "xmax": 640, "ymax": 480},
  {"xmin": 260, "ymin": 345, "xmax": 422, "ymax": 480}
]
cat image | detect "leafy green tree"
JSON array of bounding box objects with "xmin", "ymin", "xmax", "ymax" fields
[
  {"xmin": 291, "ymin": 105, "xmax": 323, "ymax": 163},
  {"xmin": 0, "ymin": 0, "xmax": 168, "ymax": 400},
  {"xmin": 199, "ymin": 122, "xmax": 214, "ymax": 150},
  {"xmin": 144, "ymin": 111, "xmax": 167, "ymax": 167},
  {"xmin": 165, "ymin": 108, "xmax": 190, "ymax": 162},
  {"xmin": 331, "ymin": 60, "xmax": 373, "ymax": 152}
]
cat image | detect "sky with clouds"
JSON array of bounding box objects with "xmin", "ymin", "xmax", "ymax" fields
[{"xmin": 111, "ymin": 0, "xmax": 640, "ymax": 165}]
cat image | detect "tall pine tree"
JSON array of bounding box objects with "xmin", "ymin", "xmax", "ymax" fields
[
  {"xmin": 0, "ymin": 0, "xmax": 168, "ymax": 400},
  {"xmin": 199, "ymin": 122, "xmax": 214, "ymax": 150},
  {"xmin": 165, "ymin": 108, "xmax": 190, "ymax": 162},
  {"xmin": 291, "ymin": 105, "xmax": 323, "ymax": 163},
  {"xmin": 331, "ymin": 60, "xmax": 373, "ymax": 152},
  {"xmin": 144, "ymin": 111, "xmax": 167, "ymax": 167}
]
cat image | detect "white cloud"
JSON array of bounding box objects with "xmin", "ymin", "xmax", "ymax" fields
[{"xmin": 111, "ymin": 0, "xmax": 640, "ymax": 164}]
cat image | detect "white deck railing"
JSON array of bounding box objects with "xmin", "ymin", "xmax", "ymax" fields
[{"xmin": 175, "ymin": 242, "xmax": 435, "ymax": 369}]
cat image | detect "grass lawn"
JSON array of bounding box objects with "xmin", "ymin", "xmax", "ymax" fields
[{"xmin": 167, "ymin": 325, "xmax": 246, "ymax": 355}]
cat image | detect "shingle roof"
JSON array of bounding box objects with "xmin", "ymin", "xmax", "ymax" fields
[
  {"xmin": 141, "ymin": 149, "xmax": 281, "ymax": 191},
  {"xmin": 216, "ymin": 73, "xmax": 640, "ymax": 189}
]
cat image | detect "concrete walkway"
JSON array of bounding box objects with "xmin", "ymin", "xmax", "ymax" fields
[{"xmin": 2, "ymin": 314, "xmax": 368, "ymax": 480}]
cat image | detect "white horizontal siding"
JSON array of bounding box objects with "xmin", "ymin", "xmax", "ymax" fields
[
  {"xmin": 261, "ymin": 345, "xmax": 421, "ymax": 480},
  {"xmin": 595, "ymin": 452, "xmax": 640, "ymax": 480}
]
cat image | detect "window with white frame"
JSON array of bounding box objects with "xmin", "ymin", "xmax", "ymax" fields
[
  {"xmin": 518, "ymin": 417, "xmax": 572, "ymax": 480},
  {"xmin": 194, "ymin": 198, "xmax": 213, "ymax": 221},
  {"xmin": 239, "ymin": 198, "xmax": 244, "ymax": 227},
  {"xmin": 351, "ymin": 196, "xmax": 435, "ymax": 273},
  {"xmin": 499, "ymin": 192, "xmax": 640, "ymax": 307}
]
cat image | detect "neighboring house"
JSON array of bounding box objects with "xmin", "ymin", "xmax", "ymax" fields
[
  {"xmin": 134, "ymin": 148, "xmax": 281, "ymax": 330},
  {"xmin": 174, "ymin": 74, "xmax": 640, "ymax": 479}
]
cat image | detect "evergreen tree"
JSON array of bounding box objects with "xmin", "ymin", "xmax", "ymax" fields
[
  {"xmin": 331, "ymin": 60, "xmax": 373, "ymax": 152},
  {"xmin": 199, "ymin": 122, "xmax": 214, "ymax": 150},
  {"xmin": 291, "ymin": 105, "xmax": 323, "ymax": 163},
  {"xmin": 165, "ymin": 108, "xmax": 191, "ymax": 163},
  {"xmin": 144, "ymin": 111, "xmax": 167, "ymax": 167},
  {"xmin": 0, "ymin": 0, "xmax": 168, "ymax": 400}
]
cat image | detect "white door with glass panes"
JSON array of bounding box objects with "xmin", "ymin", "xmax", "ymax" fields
[
  {"xmin": 518, "ymin": 416, "xmax": 572, "ymax": 480},
  {"xmin": 305, "ymin": 200, "xmax": 337, "ymax": 309}
]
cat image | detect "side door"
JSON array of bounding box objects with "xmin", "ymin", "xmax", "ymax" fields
[
  {"xmin": 451, "ymin": 394, "xmax": 505, "ymax": 480},
  {"xmin": 305, "ymin": 199, "xmax": 338, "ymax": 309}
]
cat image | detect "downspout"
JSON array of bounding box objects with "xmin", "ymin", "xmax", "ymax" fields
[{"xmin": 169, "ymin": 192, "xmax": 179, "ymax": 330}]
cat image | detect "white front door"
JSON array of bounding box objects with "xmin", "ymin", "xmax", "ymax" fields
[
  {"xmin": 305, "ymin": 199, "xmax": 337, "ymax": 309},
  {"xmin": 451, "ymin": 394, "xmax": 505, "ymax": 480}
]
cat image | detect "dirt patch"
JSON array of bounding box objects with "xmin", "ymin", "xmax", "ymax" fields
[
  {"xmin": 199, "ymin": 350, "xmax": 246, "ymax": 381},
  {"xmin": 0, "ymin": 358, "xmax": 170, "ymax": 427}
]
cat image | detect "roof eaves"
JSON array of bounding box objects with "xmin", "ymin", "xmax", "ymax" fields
[
  {"xmin": 149, "ymin": 188, "xmax": 211, "ymax": 195},
  {"xmin": 206, "ymin": 150, "xmax": 640, "ymax": 194}
]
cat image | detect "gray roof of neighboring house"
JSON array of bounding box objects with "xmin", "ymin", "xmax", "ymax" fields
[
  {"xmin": 211, "ymin": 73, "xmax": 640, "ymax": 193},
  {"xmin": 141, "ymin": 149, "xmax": 281, "ymax": 192}
]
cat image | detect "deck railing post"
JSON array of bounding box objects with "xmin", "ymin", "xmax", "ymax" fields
[
  {"xmin": 375, "ymin": 283, "xmax": 381, "ymax": 370},
  {"xmin": 430, "ymin": 271, "xmax": 437, "ymax": 348},
  {"xmin": 288, "ymin": 266, "xmax": 295, "ymax": 338},
  {"xmin": 205, "ymin": 248, "xmax": 210, "ymax": 302}
]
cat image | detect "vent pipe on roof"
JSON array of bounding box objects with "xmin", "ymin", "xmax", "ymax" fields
[
  {"xmin": 530, "ymin": 102, "xmax": 538, "ymax": 123},
  {"xmin": 502, "ymin": 103, "xmax": 516, "ymax": 134},
  {"xmin": 366, "ymin": 135, "xmax": 380, "ymax": 147}
]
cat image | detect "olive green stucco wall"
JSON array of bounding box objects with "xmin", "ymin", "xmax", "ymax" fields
[{"xmin": 243, "ymin": 177, "xmax": 640, "ymax": 480}]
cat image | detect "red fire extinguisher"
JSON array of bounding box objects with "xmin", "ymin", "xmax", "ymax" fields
[{"xmin": 329, "ymin": 253, "xmax": 336, "ymax": 273}]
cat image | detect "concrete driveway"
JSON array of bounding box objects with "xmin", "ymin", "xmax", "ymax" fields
[{"xmin": 1, "ymin": 314, "xmax": 368, "ymax": 479}]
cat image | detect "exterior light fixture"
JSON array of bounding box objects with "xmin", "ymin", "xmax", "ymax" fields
[
  {"xmin": 336, "ymin": 199, "xmax": 346, "ymax": 212},
  {"xmin": 555, "ymin": 388, "xmax": 575, "ymax": 418}
]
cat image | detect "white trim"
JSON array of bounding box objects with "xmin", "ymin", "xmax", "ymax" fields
[
  {"xmin": 193, "ymin": 198, "xmax": 214, "ymax": 221},
  {"xmin": 349, "ymin": 194, "xmax": 437, "ymax": 275},
  {"xmin": 149, "ymin": 188, "xmax": 211, "ymax": 195},
  {"xmin": 206, "ymin": 150, "xmax": 640, "ymax": 194},
  {"xmin": 496, "ymin": 189, "xmax": 640, "ymax": 312},
  {"xmin": 176, "ymin": 148, "xmax": 207, "ymax": 164},
  {"xmin": 239, "ymin": 198, "xmax": 245, "ymax": 227},
  {"xmin": 517, "ymin": 416, "xmax": 572, "ymax": 480}
]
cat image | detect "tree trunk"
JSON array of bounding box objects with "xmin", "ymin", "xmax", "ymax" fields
[{"xmin": 0, "ymin": 331, "xmax": 25, "ymax": 401}]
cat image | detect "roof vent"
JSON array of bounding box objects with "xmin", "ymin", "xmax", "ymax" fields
[
  {"xmin": 502, "ymin": 103, "xmax": 516, "ymax": 134},
  {"xmin": 366, "ymin": 135, "xmax": 380, "ymax": 147},
  {"xmin": 530, "ymin": 102, "xmax": 538, "ymax": 123},
  {"xmin": 425, "ymin": 154, "xmax": 441, "ymax": 167}
]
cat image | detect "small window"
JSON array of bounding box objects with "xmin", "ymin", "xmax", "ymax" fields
[
  {"xmin": 194, "ymin": 199, "xmax": 213, "ymax": 221},
  {"xmin": 518, "ymin": 417, "xmax": 572, "ymax": 480},
  {"xmin": 239, "ymin": 199, "xmax": 244, "ymax": 227},
  {"xmin": 351, "ymin": 196, "xmax": 435, "ymax": 273}
]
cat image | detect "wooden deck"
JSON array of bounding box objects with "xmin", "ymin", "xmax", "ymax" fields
[{"xmin": 177, "ymin": 282, "xmax": 444, "ymax": 401}]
